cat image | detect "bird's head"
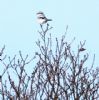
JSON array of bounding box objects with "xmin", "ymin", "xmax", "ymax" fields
[{"xmin": 37, "ymin": 11, "xmax": 44, "ymax": 15}]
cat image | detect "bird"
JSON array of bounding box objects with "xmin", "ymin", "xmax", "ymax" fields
[{"xmin": 36, "ymin": 11, "xmax": 52, "ymax": 24}]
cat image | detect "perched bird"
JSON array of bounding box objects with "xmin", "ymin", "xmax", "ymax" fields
[{"xmin": 36, "ymin": 11, "xmax": 52, "ymax": 24}]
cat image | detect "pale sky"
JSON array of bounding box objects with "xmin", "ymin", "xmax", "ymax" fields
[{"xmin": 0, "ymin": 0, "xmax": 99, "ymax": 66}]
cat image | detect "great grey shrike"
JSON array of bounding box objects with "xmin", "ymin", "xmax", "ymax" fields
[{"xmin": 36, "ymin": 11, "xmax": 52, "ymax": 24}]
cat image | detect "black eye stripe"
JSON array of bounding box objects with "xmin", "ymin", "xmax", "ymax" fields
[{"xmin": 38, "ymin": 17, "xmax": 46, "ymax": 19}]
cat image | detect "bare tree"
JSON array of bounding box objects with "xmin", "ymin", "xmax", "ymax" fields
[{"xmin": 0, "ymin": 24, "xmax": 99, "ymax": 100}]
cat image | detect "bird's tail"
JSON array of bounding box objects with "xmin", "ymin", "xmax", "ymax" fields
[{"xmin": 47, "ymin": 19, "xmax": 52, "ymax": 21}]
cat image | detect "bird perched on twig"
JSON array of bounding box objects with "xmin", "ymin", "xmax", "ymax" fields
[{"xmin": 36, "ymin": 11, "xmax": 52, "ymax": 24}]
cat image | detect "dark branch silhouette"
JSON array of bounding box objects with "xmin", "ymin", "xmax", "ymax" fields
[{"xmin": 0, "ymin": 24, "xmax": 99, "ymax": 100}]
